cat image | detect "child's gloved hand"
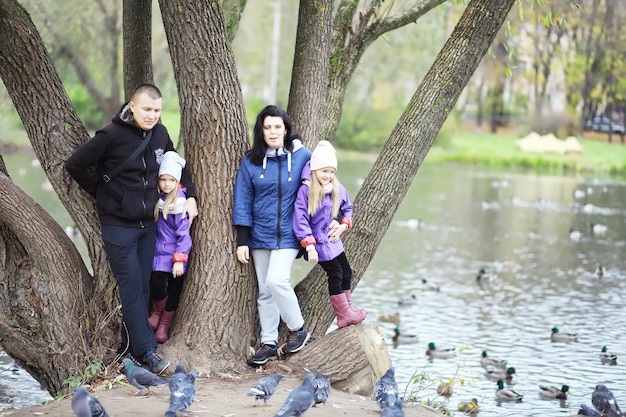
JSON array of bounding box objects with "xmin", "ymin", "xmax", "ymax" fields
[
  {"xmin": 307, "ymin": 248, "xmax": 318, "ymax": 263},
  {"xmin": 172, "ymin": 261, "xmax": 184, "ymax": 277}
]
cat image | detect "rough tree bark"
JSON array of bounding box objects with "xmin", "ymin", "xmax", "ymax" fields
[
  {"xmin": 0, "ymin": 0, "xmax": 124, "ymax": 394},
  {"xmin": 287, "ymin": 0, "xmax": 333, "ymax": 142},
  {"xmin": 123, "ymin": 0, "xmax": 153, "ymax": 99},
  {"xmin": 157, "ymin": 0, "xmax": 258, "ymax": 370}
]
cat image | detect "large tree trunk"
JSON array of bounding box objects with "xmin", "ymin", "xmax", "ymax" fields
[
  {"xmin": 287, "ymin": 0, "xmax": 332, "ymax": 142},
  {"xmin": 157, "ymin": 0, "xmax": 257, "ymax": 371},
  {"xmin": 123, "ymin": 0, "xmax": 153, "ymax": 98},
  {"xmin": 296, "ymin": 0, "xmax": 518, "ymax": 336},
  {"xmin": 0, "ymin": 0, "xmax": 124, "ymax": 395}
]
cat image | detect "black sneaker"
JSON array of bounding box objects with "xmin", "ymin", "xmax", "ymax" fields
[
  {"xmin": 248, "ymin": 343, "xmax": 278, "ymax": 366},
  {"xmin": 143, "ymin": 349, "xmax": 170, "ymax": 375},
  {"xmin": 284, "ymin": 327, "xmax": 310, "ymax": 353}
]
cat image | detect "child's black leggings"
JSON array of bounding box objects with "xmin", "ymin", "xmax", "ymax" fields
[
  {"xmin": 319, "ymin": 251, "xmax": 352, "ymax": 296},
  {"xmin": 150, "ymin": 270, "xmax": 185, "ymax": 311}
]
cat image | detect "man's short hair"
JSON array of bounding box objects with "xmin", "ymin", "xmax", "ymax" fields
[{"xmin": 132, "ymin": 84, "xmax": 162, "ymax": 101}]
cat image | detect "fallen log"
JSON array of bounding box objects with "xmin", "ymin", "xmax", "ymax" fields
[{"xmin": 289, "ymin": 323, "xmax": 391, "ymax": 396}]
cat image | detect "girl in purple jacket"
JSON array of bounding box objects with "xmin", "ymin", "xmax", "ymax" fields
[
  {"xmin": 293, "ymin": 141, "xmax": 367, "ymax": 328},
  {"xmin": 148, "ymin": 151, "xmax": 192, "ymax": 342}
]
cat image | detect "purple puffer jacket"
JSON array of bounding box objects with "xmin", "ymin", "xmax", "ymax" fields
[
  {"xmin": 152, "ymin": 187, "xmax": 192, "ymax": 273},
  {"xmin": 292, "ymin": 181, "xmax": 353, "ymax": 262}
]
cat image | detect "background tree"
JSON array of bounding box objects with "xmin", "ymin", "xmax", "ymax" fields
[{"xmin": 0, "ymin": 0, "xmax": 516, "ymax": 396}]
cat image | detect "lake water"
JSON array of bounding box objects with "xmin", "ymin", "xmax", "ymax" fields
[{"xmin": 3, "ymin": 152, "xmax": 626, "ymax": 416}]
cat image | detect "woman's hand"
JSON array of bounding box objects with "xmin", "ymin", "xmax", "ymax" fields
[
  {"xmin": 328, "ymin": 222, "xmax": 347, "ymax": 243},
  {"xmin": 183, "ymin": 197, "xmax": 198, "ymax": 226},
  {"xmin": 237, "ymin": 245, "xmax": 250, "ymax": 264}
]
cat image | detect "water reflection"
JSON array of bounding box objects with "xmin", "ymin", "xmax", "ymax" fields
[
  {"xmin": 350, "ymin": 166, "xmax": 626, "ymax": 417},
  {"xmin": 3, "ymin": 154, "xmax": 626, "ymax": 416},
  {"xmin": 0, "ymin": 351, "xmax": 51, "ymax": 410}
]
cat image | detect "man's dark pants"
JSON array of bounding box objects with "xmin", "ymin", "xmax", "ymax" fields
[{"xmin": 102, "ymin": 224, "xmax": 157, "ymax": 360}]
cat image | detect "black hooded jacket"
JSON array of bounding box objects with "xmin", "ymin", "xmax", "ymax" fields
[{"xmin": 65, "ymin": 102, "xmax": 196, "ymax": 228}]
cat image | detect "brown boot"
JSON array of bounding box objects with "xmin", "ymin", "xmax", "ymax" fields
[
  {"xmin": 148, "ymin": 296, "xmax": 168, "ymax": 330},
  {"xmin": 329, "ymin": 294, "xmax": 366, "ymax": 328},
  {"xmin": 155, "ymin": 310, "xmax": 175, "ymax": 343},
  {"xmin": 342, "ymin": 290, "xmax": 368, "ymax": 317}
]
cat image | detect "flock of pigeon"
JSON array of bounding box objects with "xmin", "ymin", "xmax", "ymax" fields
[
  {"xmin": 70, "ymin": 365, "xmax": 332, "ymax": 417},
  {"xmin": 247, "ymin": 371, "xmax": 330, "ymax": 416},
  {"xmin": 71, "ymin": 360, "xmax": 197, "ymax": 417}
]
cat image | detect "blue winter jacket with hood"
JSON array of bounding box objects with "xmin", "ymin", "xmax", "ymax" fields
[{"xmin": 233, "ymin": 139, "xmax": 311, "ymax": 250}]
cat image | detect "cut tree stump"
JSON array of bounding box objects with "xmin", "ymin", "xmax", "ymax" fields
[{"xmin": 289, "ymin": 323, "xmax": 391, "ymax": 395}]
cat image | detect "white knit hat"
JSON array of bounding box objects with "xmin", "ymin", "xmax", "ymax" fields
[
  {"xmin": 159, "ymin": 151, "xmax": 186, "ymax": 182},
  {"xmin": 310, "ymin": 140, "xmax": 337, "ymax": 171}
]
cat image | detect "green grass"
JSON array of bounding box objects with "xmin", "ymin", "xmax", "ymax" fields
[{"xmin": 426, "ymin": 131, "xmax": 626, "ymax": 178}]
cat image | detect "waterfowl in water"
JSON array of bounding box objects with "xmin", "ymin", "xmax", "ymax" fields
[
  {"xmin": 485, "ymin": 366, "xmax": 516, "ymax": 381},
  {"xmin": 595, "ymin": 264, "xmax": 605, "ymax": 278},
  {"xmin": 426, "ymin": 342, "xmax": 457, "ymax": 359},
  {"xmin": 590, "ymin": 222, "xmax": 608, "ymax": 235},
  {"xmin": 538, "ymin": 384, "xmax": 570, "ymax": 399},
  {"xmin": 476, "ymin": 268, "xmax": 494, "ymax": 282},
  {"xmin": 569, "ymin": 227, "xmax": 583, "ymax": 241},
  {"xmin": 392, "ymin": 327, "xmax": 418, "ymax": 345},
  {"xmin": 599, "ymin": 345, "xmax": 618, "ymax": 364},
  {"xmin": 480, "ymin": 350, "xmax": 507, "ymax": 369},
  {"xmin": 420, "ymin": 278, "xmax": 440, "ymax": 292},
  {"xmin": 436, "ymin": 380, "xmax": 454, "ymax": 396},
  {"xmin": 457, "ymin": 398, "xmax": 480, "ymax": 414},
  {"xmin": 378, "ymin": 311, "xmax": 401, "ymax": 326},
  {"xmin": 551, "ymin": 327, "xmax": 578, "ymax": 342},
  {"xmin": 495, "ymin": 379, "xmax": 523, "ymax": 402},
  {"xmin": 397, "ymin": 294, "xmax": 417, "ymax": 306}
]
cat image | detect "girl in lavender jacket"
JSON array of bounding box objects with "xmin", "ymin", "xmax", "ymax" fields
[
  {"xmin": 148, "ymin": 151, "xmax": 192, "ymax": 343},
  {"xmin": 293, "ymin": 141, "xmax": 367, "ymax": 328}
]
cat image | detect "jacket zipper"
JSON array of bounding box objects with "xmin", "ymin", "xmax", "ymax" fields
[
  {"xmin": 276, "ymin": 150, "xmax": 282, "ymax": 249},
  {"xmin": 140, "ymin": 130, "xmax": 148, "ymax": 229}
]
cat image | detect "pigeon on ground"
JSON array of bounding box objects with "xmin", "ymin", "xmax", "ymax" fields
[
  {"xmin": 169, "ymin": 364, "xmax": 187, "ymax": 391},
  {"xmin": 312, "ymin": 371, "xmax": 331, "ymax": 406},
  {"xmin": 380, "ymin": 397, "xmax": 404, "ymax": 417},
  {"xmin": 592, "ymin": 384, "xmax": 623, "ymax": 417},
  {"xmin": 166, "ymin": 370, "xmax": 197, "ymax": 417},
  {"xmin": 247, "ymin": 373, "xmax": 283, "ymax": 405},
  {"xmin": 71, "ymin": 387, "xmax": 109, "ymax": 417},
  {"xmin": 273, "ymin": 373, "xmax": 315, "ymax": 417},
  {"xmin": 578, "ymin": 403, "xmax": 601, "ymax": 416},
  {"xmin": 122, "ymin": 357, "xmax": 169, "ymax": 395},
  {"xmin": 374, "ymin": 366, "xmax": 399, "ymax": 409}
]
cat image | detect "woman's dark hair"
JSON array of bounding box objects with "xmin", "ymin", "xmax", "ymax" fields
[{"xmin": 249, "ymin": 105, "xmax": 302, "ymax": 165}]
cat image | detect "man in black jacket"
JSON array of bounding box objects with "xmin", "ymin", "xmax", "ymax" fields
[{"xmin": 66, "ymin": 84, "xmax": 197, "ymax": 375}]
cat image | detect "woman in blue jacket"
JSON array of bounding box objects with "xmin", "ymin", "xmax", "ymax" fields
[{"xmin": 233, "ymin": 105, "xmax": 311, "ymax": 366}]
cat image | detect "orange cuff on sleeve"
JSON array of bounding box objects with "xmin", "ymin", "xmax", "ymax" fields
[
  {"xmin": 300, "ymin": 236, "xmax": 316, "ymax": 248},
  {"xmin": 173, "ymin": 252, "xmax": 188, "ymax": 263}
]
